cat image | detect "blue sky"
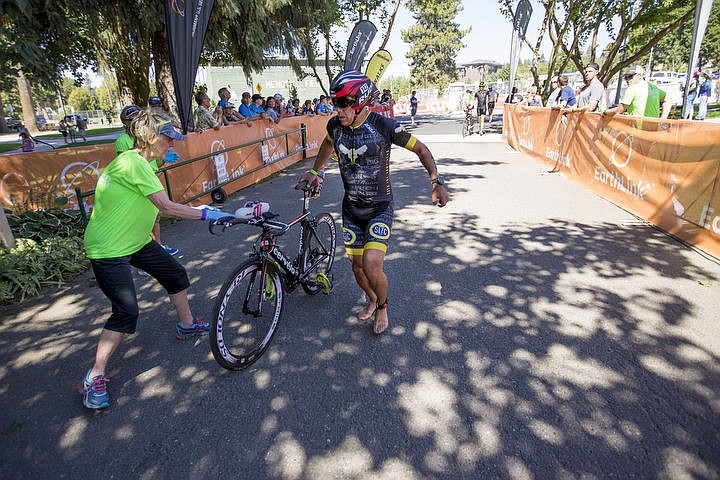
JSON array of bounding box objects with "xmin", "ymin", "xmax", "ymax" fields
[{"xmin": 379, "ymin": 0, "xmax": 523, "ymax": 78}]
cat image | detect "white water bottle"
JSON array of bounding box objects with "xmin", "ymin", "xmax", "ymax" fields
[{"xmin": 234, "ymin": 201, "xmax": 270, "ymax": 219}]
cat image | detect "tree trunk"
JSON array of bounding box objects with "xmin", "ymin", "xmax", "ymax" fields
[
  {"xmin": 16, "ymin": 69, "xmax": 39, "ymax": 134},
  {"xmin": 379, "ymin": 0, "xmax": 402, "ymax": 50},
  {"xmin": 152, "ymin": 29, "xmax": 179, "ymax": 118}
]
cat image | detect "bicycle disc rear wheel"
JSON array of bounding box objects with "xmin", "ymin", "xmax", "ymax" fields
[
  {"xmin": 210, "ymin": 258, "xmax": 283, "ymax": 370},
  {"xmin": 300, "ymin": 212, "xmax": 337, "ymax": 295}
]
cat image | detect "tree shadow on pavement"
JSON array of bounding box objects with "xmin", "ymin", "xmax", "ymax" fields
[{"xmin": 0, "ymin": 155, "xmax": 718, "ymax": 480}]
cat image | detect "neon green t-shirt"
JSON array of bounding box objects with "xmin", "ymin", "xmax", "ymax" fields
[
  {"xmin": 115, "ymin": 133, "xmax": 134, "ymax": 154},
  {"xmin": 84, "ymin": 150, "xmax": 164, "ymax": 259},
  {"xmin": 464, "ymin": 93, "xmax": 474, "ymax": 108},
  {"xmin": 621, "ymin": 81, "xmax": 666, "ymax": 118}
]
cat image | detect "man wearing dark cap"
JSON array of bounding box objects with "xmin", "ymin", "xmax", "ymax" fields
[
  {"xmin": 603, "ymin": 65, "xmax": 670, "ymax": 119},
  {"xmin": 250, "ymin": 93, "xmax": 269, "ymax": 120},
  {"xmin": 573, "ymin": 62, "xmax": 606, "ymax": 113},
  {"xmin": 315, "ymin": 95, "xmax": 331, "ymax": 116},
  {"xmin": 149, "ymin": 96, "xmax": 183, "ymax": 129},
  {"xmin": 238, "ymin": 92, "xmax": 254, "ymax": 118}
]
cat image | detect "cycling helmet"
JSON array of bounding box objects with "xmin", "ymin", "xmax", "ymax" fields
[
  {"xmin": 120, "ymin": 105, "xmax": 141, "ymax": 122},
  {"xmin": 330, "ymin": 70, "xmax": 380, "ymax": 112},
  {"xmin": 479, "ymin": 82, "xmax": 486, "ymax": 87},
  {"xmin": 148, "ymin": 96, "xmax": 162, "ymax": 106}
]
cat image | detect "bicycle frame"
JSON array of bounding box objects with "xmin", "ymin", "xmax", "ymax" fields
[{"xmin": 229, "ymin": 190, "xmax": 323, "ymax": 291}]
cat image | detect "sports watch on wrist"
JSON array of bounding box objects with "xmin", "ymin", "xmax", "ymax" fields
[{"xmin": 431, "ymin": 176, "xmax": 445, "ymax": 186}]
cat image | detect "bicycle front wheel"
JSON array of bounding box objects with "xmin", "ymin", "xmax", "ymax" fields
[
  {"xmin": 300, "ymin": 212, "xmax": 337, "ymax": 295},
  {"xmin": 210, "ymin": 258, "xmax": 284, "ymax": 370},
  {"xmin": 462, "ymin": 117, "xmax": 471, "ymax": 137}
]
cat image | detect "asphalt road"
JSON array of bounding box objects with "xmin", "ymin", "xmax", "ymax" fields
[{"xmin": 1, "ymin": 113, "xmax": 718, "ymax": 479}]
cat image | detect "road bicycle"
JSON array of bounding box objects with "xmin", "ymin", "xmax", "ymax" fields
[
  {"xmin": 462, "ymin": 107, "xmax": 475, "ymax": 137},
  {"xmin": 207, "ymin": 182, "xmax": 337, "ymax": 370}
]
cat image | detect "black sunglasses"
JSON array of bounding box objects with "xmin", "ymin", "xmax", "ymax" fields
[{"xmin": 335, "ymin": 96, "xmax": 356, "ymax": 108}]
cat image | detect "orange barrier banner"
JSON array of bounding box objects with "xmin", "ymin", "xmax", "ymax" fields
[
  {"xmin": 0, "ymin": 115, "xmax": 330, "ymax": 212},
  {"xmin": 503, "ymin": 104, "xmax": 720, "ymax": 259}
]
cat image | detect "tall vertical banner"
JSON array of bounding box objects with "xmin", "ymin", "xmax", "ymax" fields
[
  {"xmin": 509, "ymin": 0, "xmax": 532, "ymax": 98},
  {"xmin": 165, "ymin": 0, "xmax": 215, "ymax": 133},
  {"xmin": 344, "ymin": 20, "xmax": 378, "ymax": 72},
  {"xmin": 682, "ymin": 0, "xmax": 713, "ymax": 112},
  {"xmin": 366, "ymin": 49, "xmax": 393, "ymax": 86}
]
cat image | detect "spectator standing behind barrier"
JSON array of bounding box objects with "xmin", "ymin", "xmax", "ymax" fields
[
  {"xmin": 573, "ymin": 62, "xmax": 606, "ymax": 113},
  {"xmin": 75, "ymin": 115, "xmax": 88, "ymax": 142},
  {"xmin": 265, "ymin": 97, "xmax": 280, "ymax": 123},
  {"xmin": 551, "ymin": 75, "xmax": 577, "ymax": 108},
  {"xmin": 78, "ymin": 108, "xmax": 236, "ymax": 410},
  {"xmin": 302, "ymin": 100, "xmax": 314, "ymax": 115},
  {"xmin": 58, "ymin": 118, "xmax": 69, "ymax": 143},
  {"xmin": 238, "ymin": 92, "xmax": 255, "ymax": 118},
  {"xmin": 546, "ymin": 77, "xmax": 561, "ymax": 107},
  {"xmin": 602, "ymin": 65, "xmax": 671, "ymax": 119},
  {"xmin": 315, "ymin": 95, "xmax": 331, "ymax": 116},
  {"xmin": 250, "ymin": 94, "xmax": 269, "ymax": 120},
  {"xmin": 193, "ymin": 91, "xmax": 221, "ymax": 131},
  {"xmin": 505, "ymin": 86, "xmax": 523, "ymax": 104},
  {"xmin": 273, "ymin": 93, "xmax": 288, "ymax": 117},
  {"xmin": 683, "ymin": 70, "xmax": 699, "ymax": 120},
  {"xmin": 696, "ymin": 72, "xmax": 712, "ymax": 121},
  {"xmin": 518, "ymin": 85, "xmax": 543, "ymax": 107},
  {"xmin": 66, "ymin": 117, "xmax": 77, "ymax": 142},
  {"xmin": 149, "ymin": 96, "xmax": 183, "ymax": 130}
]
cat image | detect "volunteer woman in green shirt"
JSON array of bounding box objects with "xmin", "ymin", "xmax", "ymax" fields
[{"xmin": 80, "ymin": 108, "xmax": 233, "ymax": 410}]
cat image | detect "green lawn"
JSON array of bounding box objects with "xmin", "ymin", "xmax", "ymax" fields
[
  {"xmin": 0, "ymin": 127, "xmax": 122, "ymax": 154},
  {"xmin": 35, "ymin": 126, "xmax": 124, "ymax": 139}
]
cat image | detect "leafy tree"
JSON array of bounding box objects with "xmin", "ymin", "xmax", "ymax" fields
[
  {"xmin": 378, "ymin": 75, "xmax": 410, "ymax": 97},
  {"xmin": 1, "ymin": 2, "xmax": 94, "ymax": 131},
  {"xmin": 651, "ymin": 0, "xmax": 720, "ymax": 71},
  {"xmin": 402, "ymin": 0, "xmax": 468, "ymax": 94},
  {"xmin": 67, "ymin": 87, "xmax": 96, "ymax": 111},
  {"xmin": 498, "ymin": 0, "xmax": 696, "ymax": 99}
]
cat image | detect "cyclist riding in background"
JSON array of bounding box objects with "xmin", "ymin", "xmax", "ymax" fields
[{"xmin": 298, "ymin": 70, "xmax": 449, "ymax": 335}]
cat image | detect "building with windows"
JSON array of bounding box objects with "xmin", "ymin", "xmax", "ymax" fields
[
  {"xmin": 197, "ymin": 59, "xmax": 344, "ymax": 106},
  {"xmin": 457, "ymin": 59, "xmax": 504, "ymax": 83}
]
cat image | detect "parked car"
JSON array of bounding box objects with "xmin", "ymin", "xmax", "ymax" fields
[
  {"xmin": 5, "ymin": 117, "xmax": 18, "ymax": 131},
  {"xmin": 649, "ymin": 71, "xmax": 680, "ymax": 86}
]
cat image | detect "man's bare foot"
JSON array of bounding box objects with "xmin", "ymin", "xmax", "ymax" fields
[
  {"xmin": 357, "ymin": 301, "xmax": 376, "ymax": 322},
  {"xmin": 373, "ymin": 306, "xmax": 389, "ymax": 335}
]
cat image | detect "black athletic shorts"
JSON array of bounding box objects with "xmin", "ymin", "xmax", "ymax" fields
[
  {"xmin": 342, "ymin": 198, "xmax": 394, "ymax": 256},
  {"xmin": 90, "ymin": 240, "xmax": 190, "ymax": 334}
]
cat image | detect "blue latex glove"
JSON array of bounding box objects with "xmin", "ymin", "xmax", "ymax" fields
[
  {"xmin": 201, "ymin": 208, "xmax": 234, "ymax": 222},
  {"xmin": 164, "ymin": 149, "xmax": 180, "ymax": 163}
]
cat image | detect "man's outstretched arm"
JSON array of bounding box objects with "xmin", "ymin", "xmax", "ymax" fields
[{"xmin": 411, "ymin": 139, "xmax": 449, "ymax": 207}]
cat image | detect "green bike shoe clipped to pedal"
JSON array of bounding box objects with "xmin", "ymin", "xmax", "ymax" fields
[
  {"xmin": 316, "ymin": 273, "xmax": 333, "ymax": 295},
  {"xmin": 264, "ymin": 276, "xmax": 277, "ymax": 300}
]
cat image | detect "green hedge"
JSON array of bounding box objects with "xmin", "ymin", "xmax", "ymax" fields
[{"xmin": 1, "ymin": 209, "xmax": 89, "ymax": 303}]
